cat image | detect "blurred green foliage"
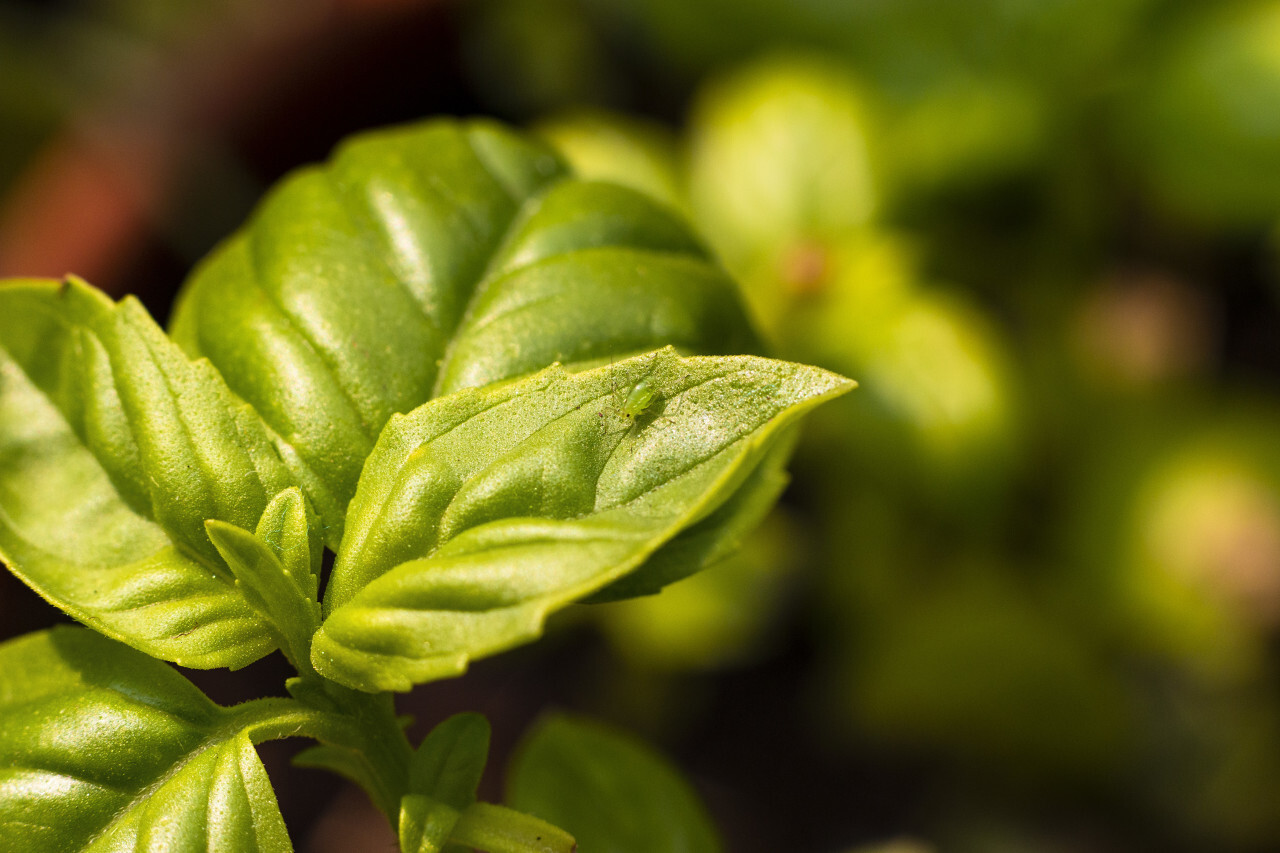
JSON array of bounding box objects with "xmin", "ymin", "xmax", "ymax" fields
[
  {"xmin": 516, "ymin": 3, "xmax": 1280, "ymax": 848},
  {"xmin": 1114, "ymin": 1, "xmax": 1280, "ymax": 226}
]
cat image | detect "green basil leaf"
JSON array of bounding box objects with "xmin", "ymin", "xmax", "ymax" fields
[
  {"xmin": 109, "ymin": 289, "xmax": 298, "ymax": 567},
  {"xmin": 0, "ymin": 279, "xmax": 304, "ymax": 668},
  {"xmin": 398, "ymin": 714, "xmax": 497, "ymax": 853},
  {"xmin": 311, "ymin": 348, "xmax": 852, "ymax": 691},
  {"xmin": 171, "ymin": 118, "xmax": 759, "ymax": 545},
  {"xmin": 398, "ymin": 798, "xmax": 575, "ymax": 853},
  {"xmin": 399, "ymin": 713, "xmax": 575, "ymax": 853},
  {"xmin": 399, "ymin": 794, "xmax": 460, "ymax": 853},
  {"xmin": 0, "ymin": 626, "xmax": 291, "ymax": 853},
  {"xmin": 448, "ymin": 802, "xmax": 575, "ymax": 853},
  {"xmin": 586, "ymin": 422, "xmax": 797, "ymax": 602},
  {"xmin": 507, "ymin": 714, "xmax": 721, "ymax": 853},
  {"xmin": 409, "ymin": 713, "xmax": 490, "ymax": 809},
  {"xmin": 253, "ymin": 484, "xmax": 322, "ymax": 604},
  {"xmin": 206, "ymin": 489, "xmax": 322, "ymax": 671}
]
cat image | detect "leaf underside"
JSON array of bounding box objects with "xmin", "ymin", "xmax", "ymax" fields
[{"xmin": 0, "ymin": 627, "xmax": 290, "ymax": 853}]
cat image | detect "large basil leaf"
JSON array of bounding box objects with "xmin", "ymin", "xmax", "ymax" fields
[
  {"xmin": 0, "ymin": 279, "xmax": 303, "ymax": 669},
  {"xmin": 311, "ymin": 349, "xmax": 852, "ymax": 692},
  {"xmin": 507, "ymin": 714, "xmax": 721, "ymax": 853},
  {"xmin": 170, "ymin": 119, "xmax": 759, "ymax": 545},
  {"xmin": 0, "ymin": 626, "xmax": 291, "ymax": 853}
]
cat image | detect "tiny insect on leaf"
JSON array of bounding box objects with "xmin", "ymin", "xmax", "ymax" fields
[{"xmin": 623, "ymin": 380, "xmax": 657, "ymax": 418}]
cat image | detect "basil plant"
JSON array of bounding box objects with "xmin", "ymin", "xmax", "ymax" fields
[{"xmin": 0, "ymin": 118, "xmax": 852, "ymax": 852}]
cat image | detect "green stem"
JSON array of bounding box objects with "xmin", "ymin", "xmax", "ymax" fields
[
  {"xmin": 224, "ymin": 696, "xmax": 577, "ymax": 853},
  {"xmin": 226, "ymin": 687, "xmax": 413, "ymax": 821}
]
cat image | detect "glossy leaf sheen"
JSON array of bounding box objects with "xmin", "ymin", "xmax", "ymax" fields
[
  {"xmin": 0, "ymin": 280, "xmax": 298, "ymax": 669},
  {"xmin": 0, "ymin": 627, "xmax": 290, "ymax": 853},
  {"xmin": 312, "ymin": 348, "xmax": 852, "ymax": 691},
  {"xmin": 171, "ymin": 119, "xmax": 758, "ymax": 545},
  {"xmin": 508, "ymin": 714, "xmax": 720, "ymax": 853}
]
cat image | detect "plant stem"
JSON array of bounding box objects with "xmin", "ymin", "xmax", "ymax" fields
[{"xmin": 226, "ymin": 687, "xmax": 413, "ymax": 820}]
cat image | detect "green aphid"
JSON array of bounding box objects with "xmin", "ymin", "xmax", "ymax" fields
[{"xmin": 622, "ymin": 380, "xmax": 657, "ymax": 419}]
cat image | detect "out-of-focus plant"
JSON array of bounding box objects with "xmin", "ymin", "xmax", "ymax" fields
[
  {"xmin": 683, "ymin": 58, "xmax": 1022, "ymax": 518},
  {"xmin": 535, "ymin": 111, "xmax": 685, "ymax": 211},
  {"xmin": 686, "ymin": 57, "xmax": 883, "ymax": 280},
  {"xmin": 840, "ymin": 560, "xmax": 1134, "ymax": 780},
  {"xmin": 1114, "ymin": 0, "xmax": 1280, "ymax": 226},
  {"xmin": 1069, "ymin": 409, "xmax": 1280, "ymax": 683}
]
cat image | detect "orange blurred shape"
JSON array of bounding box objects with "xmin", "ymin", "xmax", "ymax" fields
[{"xmin": 0, "ymin": 130, "xmax": 171, "ymax": 287}]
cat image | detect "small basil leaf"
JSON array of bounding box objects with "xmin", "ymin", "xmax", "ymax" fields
[
  {"xmin": 0, "ymin": 626, "xmax": 291, "ymax": 853},
  {"xmin": 254, "ymin": 485, "xmax": 322, "ymax": 603},
  {"xmin": 398, "ymin": 795, "xmax": 460, "ymax": 853},
  {"xmin": 507, "ymin": 714, "xmax": 721, "ymax": 853},
  {"xmin": 312, "ymin": 349, "xmax": 852, "ymax": 691},
  {"xmin": 292, "ymin": 744, "xmax": 392, "ymax": 819},
  {"xmin": 409, "ymin": 713, "xmax": 491, "ymax": 810},
  {"xmin": 172, "ymin": 118, "xmax": 759, "ymax": 546},
  {"xmin": 0, "ymin": 280, "xmax": 294, "ymax": 668},
  {"xmin": 448, "ymin": 802, "xmax": 575, "ymax": 853},
  {"xmin": 398, "ymin": 797, "xmax": 575, "ymax": 853},
  {"xmin": 206, "ymin": 490, "xmax": 322, "ymax": 671}
]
